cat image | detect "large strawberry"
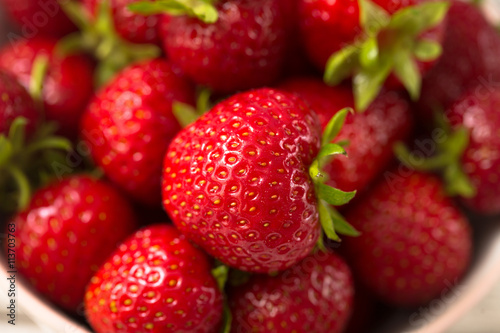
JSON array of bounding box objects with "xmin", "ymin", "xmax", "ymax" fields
[
  {"xmin": 82, "ymin": 59, "xmax": 196, "ymax": 206},
  {"xmin": 417, "ymin": 1, "xmax": 500, "ymax": 121},
  {"xmin": 162, "ymin": 88, "xmax": 358, "ymax": 273},
  {"xmin": 342, "ymin": 171, "xmax": 472, "ymax": 306},
  {"xmin": 0, "ymin": 37, "xmax": 95, "ymax": 137},
  {"xmin": 229, "ymin": 250, "xmax": 354, "ymax": 333},
  {"xmin": 84, "ymin": 224, "xmax": 223, "ymax": 333},
  {"xmin": 298, "ymin": 0, "xmax": 449, "ymax": 110},
  {"xmin": 8, "ymin": 175, "xmax": 138, "ymax": 312},
  {"xmin": 0, "ymin": 0, "xmax": 77, "ymax": 38},
  {"xmin": 131, "ymin": 0, "xmax": 289, "ymax": 93},
  {"xmin": 280, "ymin": 77, "xmax": 413, "ymax": 194}
]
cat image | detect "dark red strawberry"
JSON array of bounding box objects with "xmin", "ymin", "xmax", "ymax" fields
[
  {"xmin": 0, "ymin": 70, "xmax": 39, "ymax": 135},
  {"xmin": 417, "ymin": 1, "xmax": 500, "ymax": 121},
  {"xmin": 343, "ymin": 171, "xmax": 472, "ymax": 306},
  {"xmin": 299, "ymin": 0, "xmax": 449, "ymax": 110},
  {"xmin": 153, "ymin": 0, "xmax": 289, "ymax": 93},
  {"xmin": 84, "ymin": 224, "xmax": 223, "ymax": 333},
  {"xmin": 229, "ymin": 250, "xmax": 354, "ymax": 333},
  {"xmin": 8, "ymin": 175, "xmax": 138, "ymax": 312},
  {"xmin": 82, "ymin": 0, "xmax": 162, "ymax": 45},
  {"xmin": 0, "ymin": 37, "xmax": 95, "ymax": 137},
  {"xmin": 280, "ymin": 77, "xmax": 413, "ymax": 194},
  {"xmin": 0, "ymin": 0, "xmax": 77, "ymax": 38},
  {"xmin": 81, "ymin": 59, "xmax": 196, "ymax": 206}
]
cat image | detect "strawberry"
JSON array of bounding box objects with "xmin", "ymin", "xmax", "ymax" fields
[
  {"xmin": 0, "ymin": 0, "xmax": 77, "ymax": 38},
  {"xmin": 342, "ymin": 171, "xmax": 472, "ymax": 306},
  {"xmin": 0, "ymin": 37, "xmax": 95, "ymax": 137},
  {"xmin": 8, "ymin": 175, "xmax": 138, "ymax": 312},
  {"xmin": 81, "ymin": 59, "xmax": 196, "ymax": 206},
  {"xmin": 417, "ymin": 1, "xmax": 500, "ymax": 121},
  {"xmin": 229, "ymin": 250, "xmax": 354, "ymax": 333},
  {"xmin": 82, "ymin": 0, "xmax": 162, "ymax": 45},
  {"xmin": 84, "ymin": 224, "xmax": 224, "ymax": 333},
  {"xmin": 162, "ymin": 88, "xmax": 358, "ymax": 273},
  {"xmin": 132, "ymin": 0, "xmax": 289, "ymax": 93},
  {"xmin": 280, "ymin": 77, "xmax": 413, "ymax": 194},
  {"xmin": 0, "ymin": 70, "xmax": 39, "ymax": 135},
  {"xmin": 298, "ymin": 0, "xmax": 449, "ymax": 110}
]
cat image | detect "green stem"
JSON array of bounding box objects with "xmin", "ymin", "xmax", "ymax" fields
[{"xmin": 6, "ymin": 165, "xmax": 31, "ymax": 210}]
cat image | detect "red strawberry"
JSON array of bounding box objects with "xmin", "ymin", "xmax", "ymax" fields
[
  {"xmin": 342, "ymin": 171, "xmax": 472, "ymax": 306},
  {"xmin": 280, "ymin": 78, "xmax": 413, "ymax": 194},
  {"xmin": 0, "ymin": 0, "xmax": 77, "ymax": 38},
  {"xmin": 298, "ymin": 0, "xmax": 448, "ymax": 110},
  {"xmin": 81, "ymin": 59, "xmax": 196, "ymax": 206},
  {"xmin": 0, "ymin": 69, "xmax": 39, "ymax": 135},
  {"xmin": 8, "ymin": 175, "xmax": 138, "ymax": 312},
  {"xmin": 0, "ymin": 37, "xmax": 95, "ymax": 137},
  {"xmin": 155, "ymin": 0, "xmax": 289, "ymax": 93},
  {"xmin": 82, "ymin": 0, "xmax": 162, "ymax": 45},
  {"xmin": 229, "ymin": 250, "xmax": 354, "ymax": 333},
  {"xmin": 417, "ymin": 1, "xmax": 500, "ymax": 121},
  {"xmin": 162, "ymin": 88, "xmax": 322, "ymax": 273},
  {"xmin": 84, "ymin": 224, "xmax": 223, "ymax": 333}
]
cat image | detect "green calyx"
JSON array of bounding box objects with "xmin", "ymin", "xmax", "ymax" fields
[
  {"xmin": 324, "ymin": 0, "xmax": 450, "ymax": 111},
  {"xmin": 310, "ymin": 108, "xmax": 360, "ymax": 242},
  {"xmin": 59, "ymin": 0, "xmax": 161, "ymax": 86},
  {"xmin": 129, "ymin": 0, "xmax": 219, "ymax": 23},
  {"xmin": 173, "ymin": 88, "xmax": 212, "ymax": 128},
  {"xmin": 394, "ymin": 115, "xmax": 476, "ymax": 198},
  {"xmin": 211, "ymin": 264, "xmax": 232, "ymax": 333},
  {"xmin": 29, "ymin": 55, "xmax": 49, "ymax": 106},
  {"xmin": 0, "ymin": 118, "xmax": 72, "ymax": 212}
]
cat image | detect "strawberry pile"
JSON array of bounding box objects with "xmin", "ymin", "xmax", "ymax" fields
[{"xmin": 0, "ymin": 0, "xmax": 498, "ymax": 332}]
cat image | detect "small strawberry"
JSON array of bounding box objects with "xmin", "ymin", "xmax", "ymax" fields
[
  {"xmin": 162, "ymin": 88, "xmax": 358, "ymax": 273},
  {"xmin": 81, "ymin": 59, "xmax": 196, "ymax": 206},
  {"xmin": 280, "ymin": 77, "xmax": 413, "ymax": 194},
  {"xmin": 82, "ymin": 0, "xmax": 162, "ymax": 45},
  {"xmin": 298, "ymin": 0, "xmax": 449, "ymax": 110},
  {"xmin": 8, "ymin": 175, "xmax": 138, "ymax": 312},
  {"xmin": 0, "ymin": 37, "xmax": 95, "ymax": 137},
  {"xmin": 131, "ymin": 0, "xmax": 289, "ymax": 93},
  {"xmin": 229, "ymin": 250, "xmax": 354, "ymax": 333},
  {"xmin": 417, "ymin": 1, "xmax": 500, "ymax": 121},
  {"xmin": 342, "ymin": 171, "xmax": 472, "ymax": 306},
  {"xmin": 0, "ymin": 0, "xmax": 77, "ymax": 38},
  {"xmin": 84, "ymin": 224, "xmax": 224, "ymax": 333}
]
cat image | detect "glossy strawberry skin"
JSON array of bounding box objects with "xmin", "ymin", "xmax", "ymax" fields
[
  {"xmin": 280, "ymin": 78, "xmax": 413, "ymax": 194},
  {"xmin": 229, "ymin": 250, "xmax": 354, "ymax": 333},
  {"xmin": 0, "ymin": 38, "xmax": 95, "ymax": 137},
  {"xmin": 343, "ymin": 172, "xmax": 472, "ymax": 306},
  {"xmin": 0, "ymin": 70, "xmax": 39, "ymax": 135},
  {"xmin": 417, "ymin": 1, "xmax": 500, "ymax": 121},
  {"xmin": 446, "ymin": 87, "xmax": 500, "ymax": 215},
  {"xmin": 162, "ymin": 88, "xmax": 321, "ymax": 273},
  {"xmin": 82, "ymin": 59, "xmax": 195, "ymax": 206},
  {"xmin": 82, "ymin": 0, "xmax": 161, "ymax": 45},
  {"xmin": 0, "ymin": 0, "xmax": 77, "ymax": 38},
  {"xmin": 160, "ymin": 0, "xmax": 288, "ymax": 93},
  {"xmin": 10, "ymin": 175, "xmax": 138, "ymax": 312},
  {"xmin": 84, "ymin": 224, "xmax": 223, "ymax": 333}
]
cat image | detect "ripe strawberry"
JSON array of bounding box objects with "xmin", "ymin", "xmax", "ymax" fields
[
  {"xmin": 229, "ymin": 250, "xmax": 354, "ymax": 333},
  {"xmin": 298, "ymin": 0, "xmax": 449, "ymax": 110},
  {"xmin": 417, "ymin": 1, "xmax": 500, "ymax": 121},
  {"xmin": 82, "ymin": 59, "xmax": 196, "ymax": 206},
  {"xmin": 342, "ymin": 171, "xmax": 472, "ymax": 306},
  {"xmin": 0, "ymin": 70, "xmax": 39, "ymax": 135},
  {"xmin": 82, "ymin": 0, "xmax": 162, "ymax": 45},
  {"xmin": 9, "ymin": 175, "xmax": 138, "ymax": 312},
  {"xmin": 0, "ymin": 37, "xmax": 95, "ymax": 137},
  {"xmin": 84, "ymin": 224, "xmax": 223, "ymax": 333},
  {"xmin": 0, "ymin": 0, "xmax": 76, "ymax": 38},
  {"xmin": 155, "ymin": 0, "xmax": 289, "ymax": 93},
  {"xmin": 280, "ymin": 78, "xmax": 413, "ymax": 194}
]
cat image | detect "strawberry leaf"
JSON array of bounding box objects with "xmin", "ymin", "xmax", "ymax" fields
[
  {"xmin": 360, "ymin": 37, "xmax": 379, "ymax": 69},
  {"xmin": 0, "ymin": 137, "xmax": 13, "ymax": 167},
  {"xmin": 29, "ymin": 55, "xmax": 49, "ymax": 105},
  {"xmin": 5, "ymin": 165, "xmax": 31, "ymax": 209},
  {"xmin": 8, "ymin": 117, "xmax": 28, "ymax": 152},
  {"xmin": 322, "ymin": 107, "xmax": 353, "ymax": 145},
  {"xmin": 393, "ymin": 51, "xmax": 421, "ymax": 100},
  {"xmin": 353, "ymin": 57, "xmax": 392, "ymax": 111},
  {"xmin": 324, "ymin": 45, "xmax": 359, "ymax": 86},
  {"xmin": 318, "ymin": 200, "xmax": 340, "ymax": 242},
  {"xmin": 326, "ymin": 204, "xmax": 360, "ymax": 237},
  {"xmin": 359, "ymin": 0, "xmax": 391, "ymax": 36},
  {"xmin": 316, "ymin": 183, "xmax": 356, "ymax": 206},
  {"xmin": 388, "ymin": 1, "xmax": 451, "ymax": 36},
  {"xmin": 129, "ymin": 0, "xmax": 219, "ymax": 23},
  {"xmin": 414, "ymin": 39, "xmax": 443, "ymax": 62},
  {"xmin": 173, "ymin": 101, "xmax": 200, "ymax": 128},
  {"xmin": 220, "ymin": 304, "xmax": 232, "ymax": 333},
  {"xmin": 444, "ymin": 163, "xmax": 476, "ymax": 198}
]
